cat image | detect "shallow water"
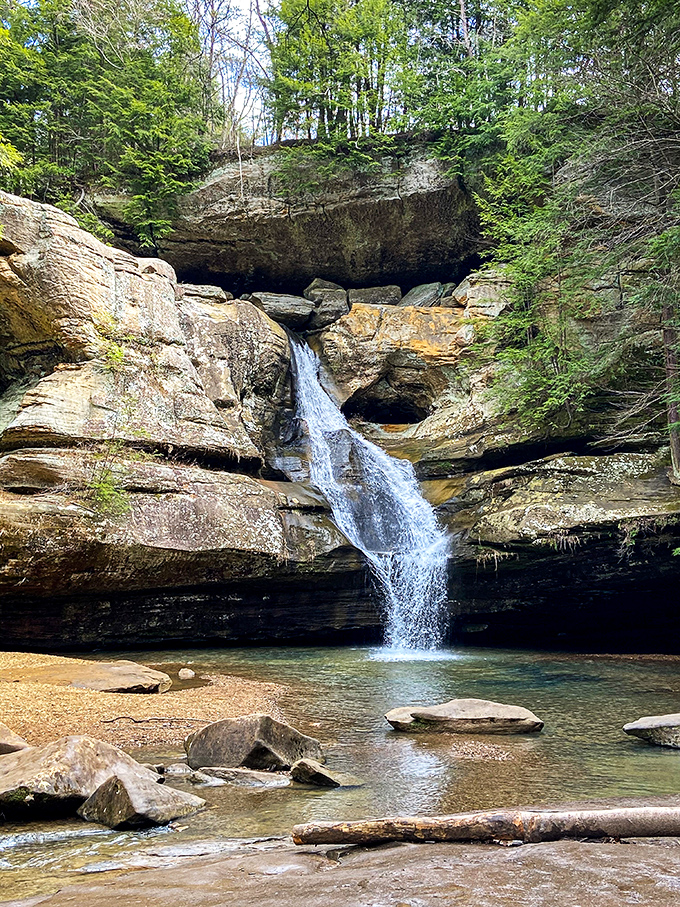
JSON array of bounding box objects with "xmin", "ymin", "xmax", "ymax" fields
[{"xmin": 4, "ymin": 645, "xmax": 680, "ymax": 900}]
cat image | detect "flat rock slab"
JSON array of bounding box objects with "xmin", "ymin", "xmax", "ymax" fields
[
  {"xmin": 0, "ymin": 660, "xmax": 172, "ymax": 693},
  {"xmin": 385, "ymin": 698, "xmax": 544, "ymax": 734},
  {"xmin": 0, "ymin": 735, "xmax": 170, "ymax": 818},
  {"xmin": 290, "ymin": 758, "xmax": 362, "ymax": 789},
  {"xmin": 199, "ymin": 766, "xmax": 291, "ymax": 788},
  {"xmin": 78, "ymin": 772, "xmax": 205, "ymax": 828},
  {"xmin": 186, "ymin": 714, "xmax": 324, "ymax": 771},
  {"xmin": 0, "ymin": 721, "xmax": 31, "ymax": 755},
  {"xmin": 624, "ymin": 714, "xmax": 680, "ymax": 748},
  {"xmin": 9, "ymin": 838, "xmax": 680, "ymax": 907}
]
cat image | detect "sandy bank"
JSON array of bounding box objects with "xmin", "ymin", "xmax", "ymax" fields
[{"xmin": 0, "ymin": 652, "xmax": 286, "ymax": 748}]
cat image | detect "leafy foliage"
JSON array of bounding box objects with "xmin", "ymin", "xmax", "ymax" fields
[{"xmin": 0, "ymin": 0, "xmax": 211, "ymax": 246}]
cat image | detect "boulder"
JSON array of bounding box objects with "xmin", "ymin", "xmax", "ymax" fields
[
  {"xmin": 398, "ymin": 282, "xmax": 443, "ymax": 308},
  {"xmin": 198, "ymin": 766, "xmax": 291, "ymax": 788},
  {"xmin": 0, "ymin": 735, "xmax": 172, "ymax": 817},
  {"xmin": 623, "ymin": 714, "xmax": 680, "ymax": 748},
  {"xmin": 0, "ymin": 722, "xmax": 30, "ymax": 755},
  {"xmin": 77, "ymin": 772, "xmax": 205, "ymax": 828},
  {"xmin": 0, "ymin": 660, "xmax": 172, "ymax": 694},
  {"xmin": 348, "ymin": 286, "xmax": 402, "ymax": 307},
  {"xmin": 185, "ymin": 714, "xmax": 325, "ymax": 771},
  {"xmin": 443, "ymin": 269, "xmax": 511, "ymax": 318},
  {"xmin": 290, "ymin": 758, "xmax": 362, "ymax": 788},
  {"xmin": 304, "ymin": 279, "xmax": 349, "ymax": 331},
  {"xmin": 385, "ymin": 699, "xmax": 544, "ymax": 734},
  {"xmin": 249, "ymin": 292, "xmax": 314, "ymax": 329}
]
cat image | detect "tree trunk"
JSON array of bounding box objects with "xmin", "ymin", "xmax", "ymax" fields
[
  {"xmin": 293, "ymin": 806, "xmax": 680, "ymax": 846},
  {"xmin": 459, "ymin": 0, "xmax": 473, "ymax": 58},
  {"xmin": 662, "ymin": 304, "xmax": 680, "ymax": 483}
]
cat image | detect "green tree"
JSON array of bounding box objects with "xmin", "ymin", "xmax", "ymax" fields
[
  {"xmin": 265, "ymin": 0, "xmax": 412, "ymax": 140},
  {"xmin": 0, "ymin": 0, "xmax": 211, "ymax": 246}
]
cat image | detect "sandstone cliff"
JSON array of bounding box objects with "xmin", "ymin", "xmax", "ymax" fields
[{"xmin": 2, "ymin": 187, "xmax": 680, "ymax": 651}]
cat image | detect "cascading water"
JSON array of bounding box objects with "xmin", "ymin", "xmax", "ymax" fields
[{"xmin": 289, "ymin": 338, "xmax": 449, "ymax": 651}]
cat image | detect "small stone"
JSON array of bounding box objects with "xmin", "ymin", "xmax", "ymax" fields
[
  {"xmin": 165, "ymin": 762, "xmax": 193, "ymax": 777},
  {"xmin": 290, "ymin": 758, "xmax": 362, "ymax": 788},
  {"xmin": 188, "ymin": 770, "xmax": 227, "ymax": 786},
  {"xmin": 178, "ymin": 668, "xmax": 196, "ymax": 680}
]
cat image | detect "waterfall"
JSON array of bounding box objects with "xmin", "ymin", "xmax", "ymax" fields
[{"xmin": 289, "ymin": 339, "xmax": 449, "ymax": 650}]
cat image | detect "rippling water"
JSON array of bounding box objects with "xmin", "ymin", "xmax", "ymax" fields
[{"xmin": 4, "ymin": 645, "xmax": 680, "ymax": 900}]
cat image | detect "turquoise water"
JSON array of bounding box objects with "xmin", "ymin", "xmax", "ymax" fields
[{"xmin": 3, "ymin": 645, "xmax": 680, "ymax": 900}]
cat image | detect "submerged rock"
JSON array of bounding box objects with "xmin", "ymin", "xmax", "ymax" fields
[
  {"xmin": 290, "ymin": 758, "xmax": 362, "ymax": 788},
  {"xmin": 178, "ymin": 668, "xmax": 196, "ymax": 681},
  {"xmin": 624, "ymin": 714, "xmax": 680, "ymax": 748},
  {"xmin": 0, "ymin": 735, "xmax": 171, "ymax": 817},
  {"xmin": 385, "ymin": 699, "xmax": 544, "ymax": 734},
  {"xmin": 185, "ymin": 714, "xmax": 324, "ymax": 771},
  {"xmin": 198, "ymin": 766, "xmax": 291, "ymax": 788},
  {"xmin": 77, "ymin": 772, "xmax": 205, "ymax": 828},
  {"xmin": 0, "ymin": 722, "xmax": 30, "ymax": 755}
]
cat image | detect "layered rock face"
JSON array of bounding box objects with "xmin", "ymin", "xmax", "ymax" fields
[
  {"xmin": 2, "ymin": 184, "xmax": 680, "ymax": 651},
  {"xmin": 0, "ymin": 191, "xmax": 368, "ymax": 648},
  {"xmin": 131, "ymin": 143, "xmax": 479, "ymax": 293}
]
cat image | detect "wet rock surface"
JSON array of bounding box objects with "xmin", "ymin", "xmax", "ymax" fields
[
  {"xmin": 624, "ymin": 714, "xmax": 680, "ymax": 748},
  {"xmin": 385, "ymin": 698, "xmax": 544, "ymax": 734},
  {"xmin": 8, "ymin": 838, "xmax": 680, "ymax": 907},
  {"xmin": 185, "ymin": 714, "xmax": 325, "ymax": 771},
  {"xmin": 290, "ymin": 758, "xmax": 361, "ymax": 788}
]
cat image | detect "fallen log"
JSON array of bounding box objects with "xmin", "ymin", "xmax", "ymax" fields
[{"xmin": 292, "ymin": 806, "xmax": 680, "ymax": 846}]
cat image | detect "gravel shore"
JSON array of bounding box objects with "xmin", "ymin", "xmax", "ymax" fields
[{"xmin": 0, "ymin": 651, "xmax": 286, "ymax": 748}]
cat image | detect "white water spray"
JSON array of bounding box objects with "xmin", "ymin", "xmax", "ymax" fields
[{"xmin": 289, "ymin": 339, "xmax": 449, "ymax": 650}]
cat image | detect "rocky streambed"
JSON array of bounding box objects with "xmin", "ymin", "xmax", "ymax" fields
[{"xmin": 3, "ymin": 645, "xmax": 680, "ymax": 902}]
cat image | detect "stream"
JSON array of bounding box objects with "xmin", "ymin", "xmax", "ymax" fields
[{"xmin": 3, "ymin": 644, "xmax": 680, "ymax": 900}]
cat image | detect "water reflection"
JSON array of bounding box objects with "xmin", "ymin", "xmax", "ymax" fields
[{"xmin": 4, "ymin": 645, "xmax": 680, "ymax": 900}]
